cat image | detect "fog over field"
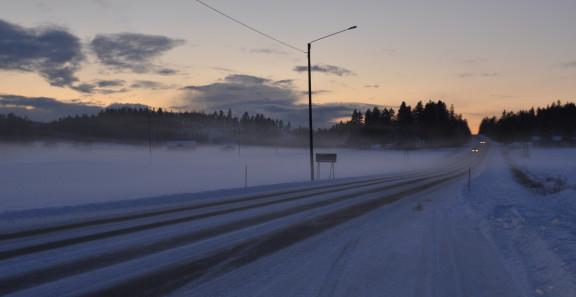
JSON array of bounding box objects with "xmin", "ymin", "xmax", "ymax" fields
[{"xmin": 0, "ymin": 142, "xmax": 457, "ymax": 212}]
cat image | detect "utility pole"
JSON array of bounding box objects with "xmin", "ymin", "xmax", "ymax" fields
[
  {"xmin": 307, "ymin": 26, "xmax": 357, "ymax": 181},
  {"xmin": 307, "ymin": 42, "xmax": 314, "ymax": 181}
]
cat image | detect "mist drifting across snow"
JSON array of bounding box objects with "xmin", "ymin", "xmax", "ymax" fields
[{"xmin": 0, "ymin": 142, "xmax": 460, "ymax": 212}]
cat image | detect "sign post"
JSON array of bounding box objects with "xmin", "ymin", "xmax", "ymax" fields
[{"xmin": 316, "ymin": 153, "xmax": 337, "ymax": 179}]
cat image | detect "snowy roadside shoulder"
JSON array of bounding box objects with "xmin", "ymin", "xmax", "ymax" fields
[
  {"xmin": 462, "ymin": 144, "xmax": 576, "ymax": 297},
  {"xmin": 507, "ymin": 145, "xmax": 576, "ymax": 211}
]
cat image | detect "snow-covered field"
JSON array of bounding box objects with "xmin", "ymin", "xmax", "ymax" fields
[
  {"xmin": 1, "ymin": 141, "xmax": 576, "ymax": 296},
  {"xmin": 0, "ymin": 142, "xmax": 456, "ymax": 213}
]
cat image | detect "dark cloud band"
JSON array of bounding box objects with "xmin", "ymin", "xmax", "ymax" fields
[
  {"xmin": 90, "ymin": 33, "xmax": 184, "ymax": 73},
  {"xmin": 179, "ymin": 74, "xmax": 362, "ymax": 128},
  {"xmin": 0, "ymin": 94, "xmax": 101, "ymax": 122},
  {"xmin": 0, "ymin": 94, "xmax": 149, "ymax": 122},
  {"xmin": 0, "ymin": 19, "xmax": 184, "ymax": 93},
  {"xmin": 0, "ymin": 19, "xmax": 84, "ymax": 87},
  {"xmin": 293, "ymin": 64, "xmax": 355, "ymax": 76}
]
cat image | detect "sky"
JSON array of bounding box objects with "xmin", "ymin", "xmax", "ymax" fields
[{"xmin": 1, "ymin": 0, "xmax": 576, "ymax": 133}]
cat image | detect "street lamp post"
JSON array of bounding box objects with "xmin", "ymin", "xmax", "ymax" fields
[{"xmin": 307, "ymin": 26, "xmax": 357, "ymax": 181}]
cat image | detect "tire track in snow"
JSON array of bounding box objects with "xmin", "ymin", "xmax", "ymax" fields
[
  {"xmin": 0, "ymin": 175, "xmax": 410, "ymax": 241},
  {"xmin": 0, "ymin": 175, "xmax": 460, "ymax": 295},
  {"xmin": 0, "ymin": 174, "xmax": 425, "ymax": 260},
  {"xmin": 78, "ymin": 174, "xmax": 465, "ymax": 297},
  {"xmin": 317, "ymin": 235, "xmax": 362, "ymax": 297}
]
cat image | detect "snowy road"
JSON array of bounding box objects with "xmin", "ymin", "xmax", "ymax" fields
[{"xmin": 0, "ymin": 145, "xmax": 486, "ymax": 297}]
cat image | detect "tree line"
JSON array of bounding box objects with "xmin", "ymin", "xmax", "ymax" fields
[
  {"xmin": 44, "ymin": 107, "xmax": 290, "ymax": 145},
  {"xmin": 317, "ymin": 100, "xmax": 471, "ymax": 148},
  {"xmin": 479, "ymin": 100, "xmax": 576, "ymax": 145},
  {"xmin": 1, "ymin": 100, "xmax": 471, "ymax": 148}
]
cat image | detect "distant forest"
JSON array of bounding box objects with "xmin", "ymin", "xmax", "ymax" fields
[
  {"xmin": 479, "ymin": 101, "xmax": 576, "ymax": 146},
  {"xmin": 319, "ymin": 100, "xmax": 471, "ymax": 148},
  {"xmin": 1, "ymin": 100, "xmax": 471, "ymax": 148}
]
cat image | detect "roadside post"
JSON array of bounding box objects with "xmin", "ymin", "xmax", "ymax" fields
[{"xmin": 468, "ymin": 166, "xmax": 471, "ymax": 192}]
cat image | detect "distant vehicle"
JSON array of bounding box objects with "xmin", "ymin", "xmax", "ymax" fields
[
  {"xmin": 472, "ymin": 147, "xmax": 479, "ymax": 152},
  {"xmin": 480, "ymin": 140, "xmax": 486, "ymax": 144}
]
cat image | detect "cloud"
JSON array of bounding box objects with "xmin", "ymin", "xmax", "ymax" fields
[
  {"xmin": 90, "ymin": 33, "xmax": 184, "ymax": 73},
  {"xmin": 293, "ymin": 64, "xmax": 355, "ymax": 76},
  {"xmin": 364, "ymin": 84, "xmax": 380, "ymax": 88},
  {"xmin": 71, "ymin": 79, "xmax": 172, "ymax": 94},
  {"xmin": 563, "ymin": 61, "xmax": 576, "ymax": 68},
  {"xmin": 0, "ymin": 94, "xmax": 101, "ymax": 122},
  {"xmin": 68, "ymin": 79, "xmax": 129, "ymax": 94},
  {"xmin": 0, "ymin": 19, "xmax": 183, "ymax": 93},
  {"xmin": 157, "ymin": 68, "xmax": 178, "ymax": 75},
  {"xmin": 297, "ymin": 89, "xmax": 331, "ymax": 97},
  {"xmin": 71, "ymin": 83, "xmax": 96, "ymax": 93},
  {"xmin": 0, "ymin": 19, "xmax": 84, "ymax": 87},
  {"xmin": 0, "ymin": 94, "xmax": 153, "ymax": 122},
  {"xmin": 97, "ymin": 79, "xmax": 126, "ymax": 88},
  {"xmin": 130, "ymin": 80, "xmax": 172, "ymax": 90},
  {"xmin": 180, "ymin": 74, "xmax": 299, "ymax": 111},
  {"xmin": 178, "ymin": 74, "xmax": 367, "ymax": 128}
]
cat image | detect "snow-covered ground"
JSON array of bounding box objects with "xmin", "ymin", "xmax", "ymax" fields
[
  {"xmin": 0, "ymin": 142, "xmax": 457, "ymax": 212},
  {"xmin": 466, "ymin": 144, "xmax": 576, "ymax": 296},
  {"xmin": 1, "ymin": 141, "xmax": 576, "ymax": 296}
]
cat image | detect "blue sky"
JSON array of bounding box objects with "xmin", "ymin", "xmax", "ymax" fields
[{"xmin": 2, "ymin": 0, "xmax": 576, "ymax": 132}]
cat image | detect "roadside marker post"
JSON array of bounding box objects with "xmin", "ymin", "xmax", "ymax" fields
[{"xmin": 468, "ymin": 166, "xmax": 471, "ymax": 192}]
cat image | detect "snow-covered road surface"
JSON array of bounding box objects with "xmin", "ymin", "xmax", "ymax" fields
[{"xmin": 2, "ymin": 142, "xmax": 576, "ymax": 296}]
